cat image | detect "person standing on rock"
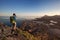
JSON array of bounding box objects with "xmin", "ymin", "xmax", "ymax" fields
[{"xmin": 10, "ymin": 13, "xmax": 17, "ymax": 34}]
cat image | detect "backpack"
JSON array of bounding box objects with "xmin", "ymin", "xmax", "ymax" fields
[{"xmin": 10, "ymin": 16, "xmax": 16, "ymax": 23}]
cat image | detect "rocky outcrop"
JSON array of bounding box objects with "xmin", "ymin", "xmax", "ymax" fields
[{"xmin": 0, "ymin": 15, "xmax": 60, "ymax": 40}]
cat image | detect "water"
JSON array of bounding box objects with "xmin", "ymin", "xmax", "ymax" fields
[
  {"xmin": 0, "ymin": 16, "xmax": 35, "ymax": 27},
  {"xmin": 0, "ymin": 19, "xmax": 23, "ymax": 27}
]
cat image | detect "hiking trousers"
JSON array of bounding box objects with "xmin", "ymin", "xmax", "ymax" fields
[{"xmin": 12, "ymin": 22, "xmax": 16, "ymax": 30}]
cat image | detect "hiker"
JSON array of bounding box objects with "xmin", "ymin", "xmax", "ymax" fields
[{"xmin": 10, "ymin": 13, "xmax": 17, "ymax": 34}]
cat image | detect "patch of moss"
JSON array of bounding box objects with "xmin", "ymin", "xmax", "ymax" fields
[{"xmin": 17, "ymin": 29, "xmax": 39, "ymax": 40}]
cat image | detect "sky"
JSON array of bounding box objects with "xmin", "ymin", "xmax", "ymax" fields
[{"xmin": 0, "ymin": 0, "xmax": 60, "ymax": 17}]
